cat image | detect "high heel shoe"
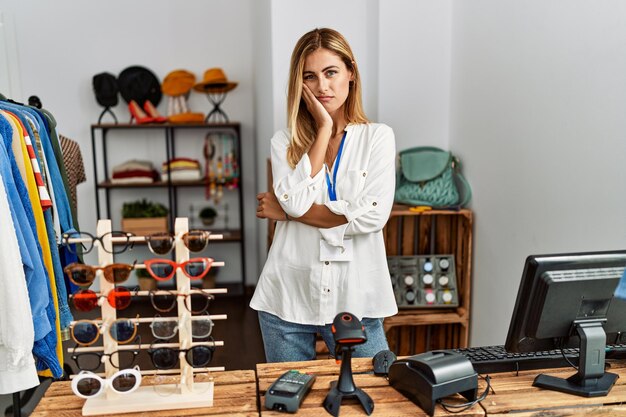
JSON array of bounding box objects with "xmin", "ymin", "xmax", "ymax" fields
[
  {"xmin": 128, "ymin": 100, "xmax": 154, "ymax": 124},
  {"xmin": 143, "ymin": 100, "xmax": 167, "ymax": 123}
]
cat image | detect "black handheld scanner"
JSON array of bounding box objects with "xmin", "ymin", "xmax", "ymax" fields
[{"xmin": 331, "ymin": 312, "xmax": 367, "ymax": 357}]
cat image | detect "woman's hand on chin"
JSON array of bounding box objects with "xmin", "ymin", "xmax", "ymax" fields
[{"xmin": 302, "ymin": 84, "xmax": 332, "ymax": 135}]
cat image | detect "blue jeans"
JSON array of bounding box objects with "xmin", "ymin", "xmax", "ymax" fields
[{"xmin": 258, "ymin": 311, "xmax": 390, "ymax": 363}]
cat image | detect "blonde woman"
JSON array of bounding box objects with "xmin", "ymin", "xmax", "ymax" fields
[{"xmin": 252, "ymin": 28, "xmax": 397, "ymax": 362}]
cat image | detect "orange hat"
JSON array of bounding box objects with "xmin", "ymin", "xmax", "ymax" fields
[
  {"xmin": 162, "ymin": 70, "xmax": 196, "ymax": 96},
  {"xmin": 193, "ymin": 68, "xmax": 238, "ymax": 94}
]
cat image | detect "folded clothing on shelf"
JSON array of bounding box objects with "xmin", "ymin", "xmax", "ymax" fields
[
  {"xmin": 161, "ymin": 170, "xmax": 202, "ymax": 182},
  {"xmin": 111, "ymin": 159, "xmax": 160, "ymax": 183},
  {"xmin": 162, "ymin": 157, "xmax": 200, "ymax": 171},
  {"xmin": 161, "ymin": 157, "xmax": 201, "ymax": 182}
]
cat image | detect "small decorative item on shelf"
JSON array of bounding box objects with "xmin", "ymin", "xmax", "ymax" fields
[
  {"xmin": 193, "ymin": 68, "xmax": 238, "ymax": 123},
  {"xmin": 199, "ymin": 206, "xmax": 218, "ymax": 226},
  {"xmin": 121, "ymin": 199, "xmax": 169, "ymax": 235}
]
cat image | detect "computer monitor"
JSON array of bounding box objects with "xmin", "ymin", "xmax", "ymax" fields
[{"xmin": 504, "ymin": 250, "xmax": 626, "ymax": 397}]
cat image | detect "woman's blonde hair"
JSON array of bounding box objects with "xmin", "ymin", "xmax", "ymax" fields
[{"xmin": 286, "ymin": 28, "xmax": 369, "ymax": 168}]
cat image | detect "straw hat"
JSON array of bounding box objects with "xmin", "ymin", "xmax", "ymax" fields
[
  {"xmin": 193, "ymin": 68, "xmax": 238, "ymax": 94},
  {"xmin": 162, "ymin": 70, "xmax": 196, "ymax": 96}
]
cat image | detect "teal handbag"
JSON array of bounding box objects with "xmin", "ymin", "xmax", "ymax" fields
[{"xmin": 395, "ymin": 146, "xmax": 472, "ymax": 208}]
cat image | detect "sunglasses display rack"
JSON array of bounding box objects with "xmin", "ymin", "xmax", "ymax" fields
[{"xmin": 69, "ymin": 218, "xmax": 227, "ymax": 416}]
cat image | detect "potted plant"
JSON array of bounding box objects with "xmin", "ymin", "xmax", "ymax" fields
[
  {"xmin": 121, "ymin": 199, "xmax": 169, "ymax": 235},
  {"xmin": 199, "ymin": 206, "xmax": 218, "ymax": 226}
]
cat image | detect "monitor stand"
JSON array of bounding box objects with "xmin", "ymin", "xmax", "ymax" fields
[{"xmin": 533, "ymin": 320, "xmax": 618, "ymax": 397}]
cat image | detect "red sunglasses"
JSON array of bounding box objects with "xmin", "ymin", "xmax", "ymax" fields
[
  {"xmin": 72, "ymin": 287, "xmax": 135, "ymax": 312},
  {"xmin": 143, "ymin": 258, "xmax": 214, "ymax": 281}
]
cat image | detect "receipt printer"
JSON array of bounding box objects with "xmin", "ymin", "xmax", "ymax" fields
[{"xmin": 388, "ymin": 350, "xmax": 478, "ymax": 416}]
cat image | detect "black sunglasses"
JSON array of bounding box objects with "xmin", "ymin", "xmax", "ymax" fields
[
  {"xmin": 149, "ymin": 290, "xmax": 214, "ymax": 314},
  {"xmin": 71, "ymin": 337, "xmax": 141, "ymax": 371},
  {"xmin": 61, "ymin": 231, "xmax": 136, "ymax": 255},
  {"xmin": 148, "ymin": 338, "xmax": 215, "ymax": 369}
]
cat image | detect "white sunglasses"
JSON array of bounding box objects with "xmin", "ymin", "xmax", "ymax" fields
[{"xmin": 71, "ymin": 366, "xmax": 142, "ymax": 398}]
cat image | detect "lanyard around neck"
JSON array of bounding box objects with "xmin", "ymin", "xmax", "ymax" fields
[{"xmin": 325, "ymin": 131, "xmax": 347, "ymax": 201}]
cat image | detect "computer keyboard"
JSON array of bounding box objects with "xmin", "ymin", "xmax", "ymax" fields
[{"xmin": 446, "ymin": 344, "xmax": 626, "ymax": 374}]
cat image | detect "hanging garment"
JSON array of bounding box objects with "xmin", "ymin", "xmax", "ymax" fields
[
  {"xmin": 59, "ymin": 135, "xmax": 86, "ymax": 212},
  {"xmin": 1, "ymin": 111, "xmax": 52, "ymax": 211},
  {"xmin": 18, "ymin": 108, "xmax": 75, "ymax": 329},
  {"xmin": 57, "ymin": 134, "xmax": 83, "ymax": 292},
  {"xmin": 41, "ymin": 112, "xmax": 72, "ymax": 189},
  {"xmin": 0, "ymin": 171, "xmax": 39, "ymax": 394},
  {"xmin": 16, "ymin": 117, "xmax": 73, "ymax": 369},
  {"xmin": 28, "ymin": 109, "xmax": 81, "ymax": 295},
  {"xmin": 21, "ymin": 117, "xmax": 74, "ymax": 331},
  {"xmin": 40, "ymin": 108, "xmax": 80, "ymax": 229},
  {"xmin": 22, "ymin": 108, "xmax": 77, "ymax": 237}
]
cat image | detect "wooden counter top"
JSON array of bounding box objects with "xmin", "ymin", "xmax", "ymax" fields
[
  {"xmin": 30, "ymin": 370, "xmax": 257, "ymax": 417},
  {"xmin": 257, "ymin": 357, "xmax": 484, "ymax": 416}
]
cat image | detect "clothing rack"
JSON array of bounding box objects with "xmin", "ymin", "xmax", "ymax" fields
[{"xmin": 1, "ymin": 95, "xmax": 73, "ymax": 417}]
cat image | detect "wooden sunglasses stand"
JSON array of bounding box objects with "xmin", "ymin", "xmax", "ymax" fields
[{"xmin": 68, "ymin": 218, "xmax": 227, "ymax": 415}]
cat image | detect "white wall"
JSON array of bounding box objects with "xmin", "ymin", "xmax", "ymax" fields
[
  {"xmin": 450, "ymin": 0, "xmax": 626, "ymax": 346},
  {"xmin": 379, "ymin": 0, "xmax": 452, "ymax": 150},
  {"xmin": 0, "ymin": 0, "xmax": 258, "ymax": 284},
  {"xmin": 253, "ymin": 0, "xmax": 275, "ymax": 272},
  {"xmin": 0, "ymin": 11, "xmax": 22, "ymax": 99}
]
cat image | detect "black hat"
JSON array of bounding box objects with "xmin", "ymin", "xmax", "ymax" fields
[
  {"xmin": 118, "ymin": 66, "xmax": 162, "ymax": 106},
  {"xmin": 92, "ymin": 72, "xmax": 119, "ymax": 107}
]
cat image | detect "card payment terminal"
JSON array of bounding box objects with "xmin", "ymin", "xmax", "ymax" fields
[{"xmin": 265, "ymin": 370, "xmax": 316, "ymax": 413}]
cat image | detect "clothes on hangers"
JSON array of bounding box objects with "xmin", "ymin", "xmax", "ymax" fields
[
  {"xmin": 0, "ymin": 115, "xmax": 61, "ymax": 381},
  {"xmin": 2, "ymin": 104, "xmax": 72, "ymax": 345},
  {"xmin": 0, "ymin": 98, "xmax": 81, "ymax": 382}
]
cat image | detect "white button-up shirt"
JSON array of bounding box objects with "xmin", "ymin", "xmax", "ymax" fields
[{"xmin": 250, "ymin": 123, "xmax": 398, "ymax": 325}]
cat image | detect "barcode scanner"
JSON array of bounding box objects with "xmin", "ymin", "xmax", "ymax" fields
[
  {"xmin": 323, "ymin": 312, "xmax": 374, "ymax": 417},
  {"xmin": 332, "ymin": 312, "xmax": 367, "ymax": 360}
]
